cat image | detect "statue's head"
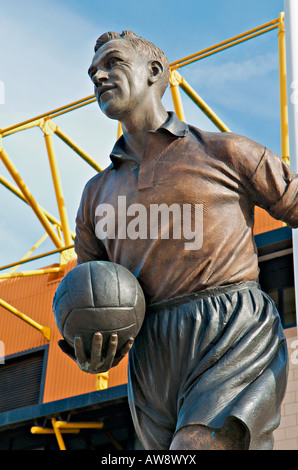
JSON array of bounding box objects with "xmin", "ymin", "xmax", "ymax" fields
[{"xmin": 88, "ymin": 30, "xmax": 170, "ymax": 120}]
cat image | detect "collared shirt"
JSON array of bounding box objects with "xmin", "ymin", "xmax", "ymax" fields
[{"xmin": 75, "ymin": 112, "xmax": 298, "ymax": 304}]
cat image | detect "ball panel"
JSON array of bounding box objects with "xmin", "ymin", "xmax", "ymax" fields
[
  {"xmin": 52, "ymin": 282, "xmax": 74, "ymax": 334},
  {"xmin": 114, "ymin": 263, "xmax": 138, "ymax": 307},
  {"xmin": 63, "ymin": 307, "xmax": 136, "ymax": 336},
  {"xmin": 68, "ymin": 261, "xmax": 120, "ymax": 309},
  {"xmin": 89, "ymin": 261, "xmax": 120, "ymax": 307},
  {"xmin": 63, "ymin": 307, "xmax": 139, "ymax": 356},
  {"xmin": 65, "ymin": 262, "xmax": 95, "ymax": 308},
  {"xmin": 53, "ymin": 263, "xmax": 97, "ymax": 333},
  {"xmin": 133, "ymin": 288, "xmax": 146, "ymax": 331}
]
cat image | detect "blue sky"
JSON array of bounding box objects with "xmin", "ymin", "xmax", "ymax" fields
[{"xmin": 0, "ymin": 0, "xmax": 285, "ymax": 270}]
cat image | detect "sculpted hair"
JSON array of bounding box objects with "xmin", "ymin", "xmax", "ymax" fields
[{"xmin": 94, "ymin": 30, "xmax": 170, "ymax": 97}]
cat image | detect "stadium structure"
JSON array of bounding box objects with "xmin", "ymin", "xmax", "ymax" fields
[{"xmin": 0, "ymin": 6, "xmax": 298, "ymax": 450}]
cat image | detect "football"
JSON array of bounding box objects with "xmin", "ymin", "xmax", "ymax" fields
[{"xmin": 52, "ymin": 260, "xmax": 146, "ymax": 357}]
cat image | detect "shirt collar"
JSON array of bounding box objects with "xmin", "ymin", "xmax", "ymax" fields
[
  {"xmin": 156, "ymin": 111, "xmax": 188, "ymax": 137},
  {"xmin": 110, "ymin": 112, "xmax": 188, "ymax": 169}
]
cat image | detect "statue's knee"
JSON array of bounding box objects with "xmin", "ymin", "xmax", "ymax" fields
[
  {"xmin": 170, "ymin": 419, "xmax": 248, "ymax": 450},
  {"xmin": 170, "ymin": 424, "xmax": 219, "ymax": 450}
]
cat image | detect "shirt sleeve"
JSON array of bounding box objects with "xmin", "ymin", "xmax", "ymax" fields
[
  {"xmin": 250, "ymin": 147, "xmax": 298, "ymax": 228},
  {"xmin": 74, "ymin": 183, "xmax": 109, "ymax": 265}
]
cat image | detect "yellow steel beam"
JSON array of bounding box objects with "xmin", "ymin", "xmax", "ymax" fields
[
  {"xmin": 169, "ymin": 70, "xmax": 186, "ymax": 122},
  {"xmin": 51, "ymin": 418, "xmax": 66, "ymax": 450},
  {"xmin": 54, "ymin": 125, "xmax": 102, "ymax": 172},
  {"xmin": 278, "ymin": 12, "xmax": 290, "ymax": 165},
  {"xmin": 9, "ymin": 232, "xmax": 49, "ymax": 274},
  {"xmin": 59, "ymin": 246, "xmax": 76, "ymax": 268},
  {"xmin": 47, "ymin": 98, "xmax": 96, "ymax": 120},
  {"xmin": 31, "ymin": 427, "xmax": 79, "ymax": 434},
  {"xmin": 46, "ymin": 419, "xmax": 105, "ymax": 450},
  {"xmin": 0, "ymin": 95, "xmax": 96, "ymax": 137},
  {"xmin": 0, "ymin": 174, "xmax": 75, "ymax": 239},
  {"xmin": 170, "ymin": 18, "xmax": 279, "ymax": 70},
  {"xmin": 40, "ymin": 119, "xmax": 73, "ymax": 247},
  {"xmin": 96, "ymin": 372, "xmax": 109, "ymax": 390},
  {"xmin": 0, "ymin": 140, "xmax": 63, "ymax": 249},
  {"xmin": 34, "ymin": 420, "xmax": 122, "ymax": 452},
  {"xmin": 0, "ymin": 267, "xmax": 63, "ymax": 279},
  {"xmin": 174, "ymin": 24, "xmax": 279, "ymax": 69},
  {"xmin": 0, "ymin": 244, "xmax": 74, "ymax": 272},
  {"xmin": 55, "ymin": 421, "xmax": 104, "ymax": 430},
  {"xmin": 117, "ymin": 121, "xmax": 123, "ymax": 139},
  {"xmin": 0, "ymin": 119, "xmax": 43, "ymax": 137},
  {"xmin": 56, "ymin": 223, "xmax": 63, "ymax": 241},
  {"xmin": 173, "ymin": 71, "xmax": 231, "ymax": 132},
  {"xmin": 0, "ymin": 298, "xmax": 51, "ymax": 340}
]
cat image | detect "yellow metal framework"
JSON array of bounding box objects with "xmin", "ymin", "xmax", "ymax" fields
[
  {"xmin": 0, "ymin": 15, "xmax": 291, "ymax": 423},
  {"xmin": 0, "ymin": 298, "xmax": 51, "ymax": 340},
  {"xmin": 30, "ymin": 419, "xmax": 126, "ymax": 450}
]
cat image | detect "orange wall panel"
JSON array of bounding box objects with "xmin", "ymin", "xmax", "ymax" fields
[
  {"xmin": 108, "ymin": 355, "xmax": 128, "ymax": 388},
  {"xmin": 254, "ymin": 206, "xmax": 283, "ymax": 235},
  {"xmin": 43, "ymin": 323, "xmax": 96, "ymax": 403},
  {"xmin": 0, "ymin": 273, "xmax": 55, "ymax": 356}
]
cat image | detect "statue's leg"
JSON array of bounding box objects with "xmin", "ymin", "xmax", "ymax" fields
[
  {"xmin": 129, "ymin": 285, "xmax": 287, "ymax": 451},
  {"xmin": 170, "ymin": 417, "xmax": 248, "ymax": 450}
]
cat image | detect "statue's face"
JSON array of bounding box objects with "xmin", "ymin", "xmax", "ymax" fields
[{"xmin": 88, "ymin": 39, "xmax": 151, "ymax": 120}]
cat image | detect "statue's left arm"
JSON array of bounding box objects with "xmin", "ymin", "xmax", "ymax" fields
[
  {"xmin": 217, "ymin": 133, "xmax": 298, "ymax": 229},
  {"xmin": 250, "ymin": 146, "xmax": 298, "ymax": 228}
]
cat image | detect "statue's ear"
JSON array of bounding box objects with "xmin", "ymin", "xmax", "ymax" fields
[{"xmin": 148, "ymin": 60, "xmax": 164, "ymax": 85}]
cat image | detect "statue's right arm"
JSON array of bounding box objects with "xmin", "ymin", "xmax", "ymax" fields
[{"xmin": 74, "ymin": 181, "xmax": 109, "ymax": 265}]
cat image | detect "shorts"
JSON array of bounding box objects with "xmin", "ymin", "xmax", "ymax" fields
[{"xmin": 127, "ymin": 281, "xmax": 288, "ymax": 450}]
